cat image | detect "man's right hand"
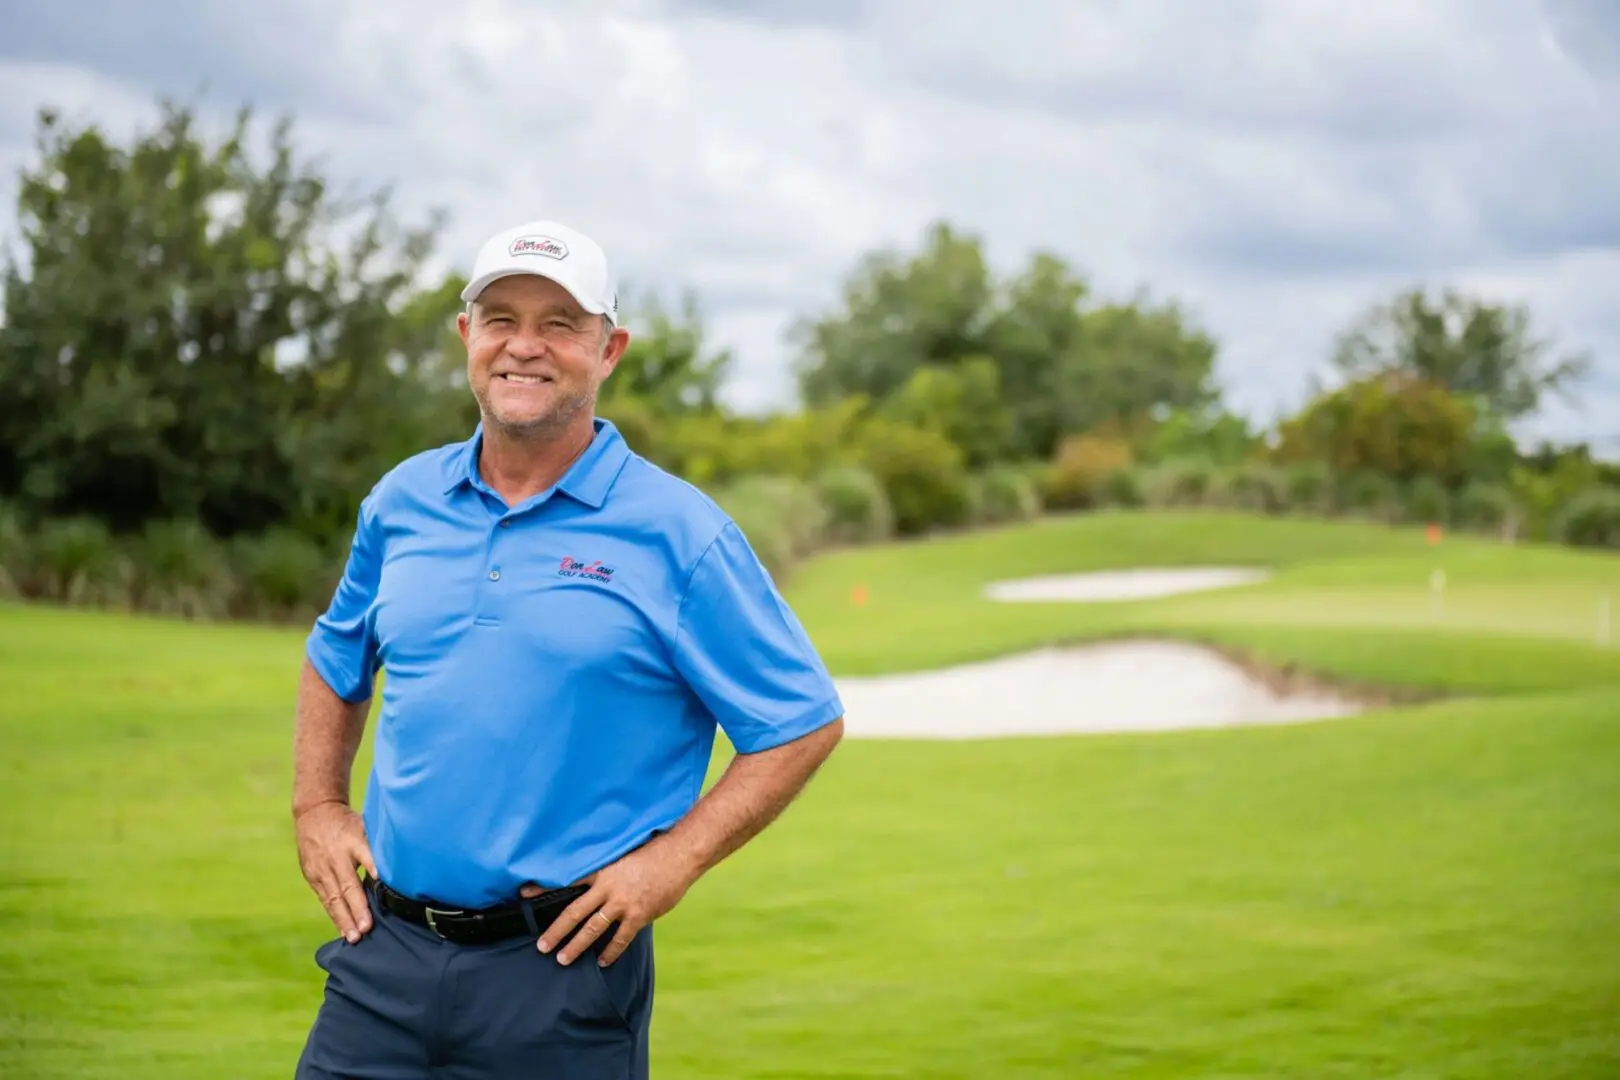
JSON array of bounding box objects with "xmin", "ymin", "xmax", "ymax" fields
[{"xmin": 295, "ymin": 801, "xmax": 378, "ymax": 943}]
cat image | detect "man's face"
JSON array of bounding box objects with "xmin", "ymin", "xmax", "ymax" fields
[{"xmin": 457, "ymin": 275, "xmax": 629, "ymax": 439}]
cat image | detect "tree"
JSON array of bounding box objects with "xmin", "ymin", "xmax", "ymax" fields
[
  {"xmin": 0, "ymin": 100, "xmax": 457, "ymax": 543},
  {"xmin": 789, "ymin": 220, "xmax": 995, "ymax": 409},
  {"xmin": 1329, "ymin": 286, "xmax": 1591, "ymax": 422},
  {"xmin": 602, "ymin": 287, "xmax": 733, "ymax": 415},
  {"xmin": 1063, "ymin": 295, "xmax": 1219, "ymax": 439},
  {"xmin": 1273, "ymin": 372, "xmax": 1477, "ymax": 484},
  {"xmin": 978, "ymin": 251, "xmax": 1091, "ymax": 458},
  {"xmin": 877, "ymin": 355, "xmax": 1013, "ymax": 468},
  {"xmin": 790, "ymin": 220, "xmax": 1221, "ymax": 462},
  {"xmin": 1140, "ymin": 404, "xmax": 1264, "ymax": 466}
]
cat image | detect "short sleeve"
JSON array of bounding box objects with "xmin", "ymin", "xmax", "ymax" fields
[
  {"xmin": 305, "ymin": 489, "xmax": 385, "ymax": 703},
  {"xmin": 674, "ymin": 522, "xmax": 844, "ymax": 753}
]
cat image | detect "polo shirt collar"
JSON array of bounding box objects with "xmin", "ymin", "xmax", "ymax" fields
[{"xmin": 444, "ymin": 417, "xmax": 631, "ymax": 510}]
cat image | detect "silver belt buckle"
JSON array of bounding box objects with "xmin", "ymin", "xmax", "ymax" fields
[{"xmin": 424, "ymin": 906, "xmax": 462, "ymax": 937}]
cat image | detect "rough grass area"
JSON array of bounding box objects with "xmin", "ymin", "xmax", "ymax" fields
[{"xmin": 2, "ymin": 511, "xmax": 1617, "ymax": 1078}]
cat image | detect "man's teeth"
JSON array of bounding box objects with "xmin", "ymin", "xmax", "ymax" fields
[{"xmin": 502, "ymin": 373, "xmax": 548, "ymax": 385}]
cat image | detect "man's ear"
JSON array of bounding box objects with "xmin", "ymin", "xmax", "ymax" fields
[{"xmin": 599, "ymin": 326, "xmax": 631, "ymax": 377}]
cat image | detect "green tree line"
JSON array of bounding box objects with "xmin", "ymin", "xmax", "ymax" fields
[{"xmin": 2, "ymin": 102, "xmax": 1616, "ymax": 622}]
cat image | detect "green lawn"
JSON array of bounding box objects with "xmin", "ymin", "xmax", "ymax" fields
[{"xmin": 3, "ymin": 510, "xmax": 1618, "ymax": 1078}]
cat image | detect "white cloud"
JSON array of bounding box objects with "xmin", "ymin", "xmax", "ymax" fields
[{"xmin": 1, "ymin": 0, "xmax": 1616, "ymax": 452}]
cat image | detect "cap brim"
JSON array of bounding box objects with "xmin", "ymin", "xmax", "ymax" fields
[{"xmin": 460, "ymin": 269, "xmax": 615, "ymax": 324}]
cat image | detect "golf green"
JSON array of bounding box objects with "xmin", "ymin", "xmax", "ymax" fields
[{"xmin": 2, "ymin": 511, "xmax": 1617, "ymax": 1078}]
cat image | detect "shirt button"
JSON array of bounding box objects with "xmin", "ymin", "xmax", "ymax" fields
[{"xmin": 488, "ymin": 569, "xmax": 501, "ymax": 581}]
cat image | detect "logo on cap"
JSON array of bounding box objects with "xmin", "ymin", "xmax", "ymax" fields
[{"xmin": 508, "ymin": 235, "xmax": 569, "ymax": 260}]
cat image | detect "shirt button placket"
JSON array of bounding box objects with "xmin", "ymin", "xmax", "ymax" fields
[{"xmin": 476, "ymin": 514, "xmax": 508, "ymax": 626}]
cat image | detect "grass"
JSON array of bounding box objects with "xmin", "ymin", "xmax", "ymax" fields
[{"xmin": 2, "ymin": 509, "xmax": 1618, "ymax": 1077}]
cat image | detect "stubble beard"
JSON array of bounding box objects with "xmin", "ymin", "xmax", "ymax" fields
[{"xmin": 477, "ymin": 380, "xmax": 597, "ymax": 445}]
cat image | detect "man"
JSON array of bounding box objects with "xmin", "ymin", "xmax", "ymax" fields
[{"xmin": 290, "ymin": 219, "xmax": 845, "ymax": 1078}]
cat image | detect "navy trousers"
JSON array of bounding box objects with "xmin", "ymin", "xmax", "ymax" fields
[{"xmin": 295, "ymin": 886, "xmax": 654, "ymax": 1079}]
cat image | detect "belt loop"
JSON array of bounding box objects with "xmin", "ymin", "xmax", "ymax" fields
[{"xmin": 520, "ymin": 898, "xmax": 540, "ymax": 939}]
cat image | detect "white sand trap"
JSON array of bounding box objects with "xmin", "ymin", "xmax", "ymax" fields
[
  {"xmin": 835, "ymin": 640, "xmax": 1363, "ymax": 739},
  {"xmin": 983, "ymin": 566, "xmax": 1271, "ymax": 603}
]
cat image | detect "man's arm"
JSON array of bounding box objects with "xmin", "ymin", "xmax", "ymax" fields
[
  {"xmin": 659, "ymin": 717, "xmax": 844, "ymax": 879},
  {"xmin": 537, "ymin": 519, "xmax": 847, "ymax": 967},
  {"xmin": 292, "ymin": 659, "xmax": 379, "ymax": 942},
  {"xmin": 537, "ymin": 717, "xmax": 843, "ymax": 966}
]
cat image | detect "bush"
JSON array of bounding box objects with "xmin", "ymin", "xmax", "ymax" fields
[
  {"xmin": 1453, "ymin": 482, "xmax": 1518, "ymax": 536},
  {"xmin": 126, "ymin": 519, "xmax": 234, "ymax": 619},
  {"xmin": 1140, "ymin": 459, "xmax": 1215, "ymax": 508},
  {"xmin": 970, "ymin": 466, "xmax": 1040, "ymax": 526},
  {"xmin": 814, "ymin": 465, "xmax": 895, "ymax": 546},
  {"xmin": 1047, "ymin": 435, "xmax": 1133, "ymax": 510},
  {"xmin": 1403, "ymin": 474, "xmax": 1451, "ymax": 526},
  {"xmin": 0, "ymin": 501, "xmax": 25, "ymax": 599},
  {"xmin": 1099, "ymin": 467, "xmax": 1145, "ymax": 509},
  {"xmin": 1211, "ymin": 464, "xmax": 1286, "ymax": 514},
  {"xmin": 1282, "ymin": 463, "xmax": 1334, "ymax": 515},
  {"xmin": 1553, "ymin": 488, "xmax": 1620, "ymax": 550},
  {"xmin": 715, "ymin": 475, "xmax": 828, "ymax": 561},
  {"xmin": 1273, "ymin": 372, "xmax": 1476, "ymax": 484},
  {"xmin": 597, "ymin": 396, "xmax": 661, "ymax": 460},
  {"xmin": 850, "ymin": 420, "xmax": 972, "ymax": 536},
  {"xmin": 230, "ymin": 529, "xmax": 338, "ymax": 620},
  {"xmin": 1336, "ymin": 470, "xmax": 1402, "ymax": 523},
  {"xmin": 1509, "ymin": 459, "xmax": 1603, "ymax": 543},
  {"xmin": 29, "ymin": 516, "xmax": 131, "ymax": 606}
]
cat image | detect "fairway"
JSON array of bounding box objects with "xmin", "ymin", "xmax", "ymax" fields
[{"xmin": 3, "ymin": 511, "xmax": 1618, "ymax": 1078}]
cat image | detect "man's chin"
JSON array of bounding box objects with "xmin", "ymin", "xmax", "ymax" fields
[{"xmin": 484, "ymin": 398, "xmax": 591, "ymax": 440}]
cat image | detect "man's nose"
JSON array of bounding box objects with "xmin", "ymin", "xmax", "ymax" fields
[{"xmin": 505, "ymin": 326, "xmax": 549, "ymax": 359}]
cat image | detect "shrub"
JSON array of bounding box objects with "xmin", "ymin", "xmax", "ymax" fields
[
  {"xmin": 850, "ymin": 420, "xmax": 972, "ymax": 536},
  {"xmin": 1403, "ymin": 474, "xmax": 1451, "ymax": 526},
  {"xmin": 230, "ymin": 529, "xmax": 338, "ymax": 620},
  {"xmin": 1336, "ymin": 470, "xmax": 1402, "ymax": 523},
  {"xmin": 597, "ymin": 396, "xmax": 661, "ymax": 460},
  {"xmin": 29, "ymin": 516, "xmax": 131, "ymax": 606},
  {"xmin": 1046, "ymin": 435, "xmax": 1133, "ymax": 510},
  {"xmin": 1553, "ymin": 488, "xmax": 1620, "ymax": 550},
  {"xmin": 1273, "ymin": 372, "xmax": 1476, "ymax": 485},
  {"xmin": 1100, "ymin": 467, "xmax": 1145, "ymax": 509},
  {"xmin": 1282, "ymin": 463, "xmax": 1334, "ymax": 515},
  {"xmin": 1140, "ymin": 459, "xmax": 1215, "ymax": 508},
  {"xmin": 1453, "ymin": 482, "xmax": 1517, "ymax": 536},
  {"xmin": 1212, "ymin": 464, "xmax": 1286, "ymax": 514},
  {"xmin": 1017, "ymin": 460, "xmax": 1063, "ymax": 511},
  {"xmin": 1509, "ymin": 459, "xmax": 1603, "ymax": 543},
  {"xmin": 715, "ymin": 475, "xmax": 828, "ymax": 561},
  {"xmin": 814, "ymin": 465, "xmax": 895, "ymax": 546},
  {"xmin": 710, "ymin": 486, "xmax": 796, "ymax": 580},
  {"xmin": 971, "ymin": 466, "xmax": 1040, "ymax": 525},
  {"xmin": 0, "ymin": 501, "xmax": 25, "ymax": 599},
  {"xmin": 126, "ymin": 519, "xmax": 234, "ymax": 619}
]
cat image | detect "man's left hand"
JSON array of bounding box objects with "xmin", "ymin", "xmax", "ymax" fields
[{"xmin": 529, "ymin": 839, "xmax": 698, "ymax": 967}]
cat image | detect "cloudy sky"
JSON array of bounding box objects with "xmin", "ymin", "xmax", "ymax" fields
[{"xmin": 3, "ymin": 0, "xmax": 1617, "ymax": 449}]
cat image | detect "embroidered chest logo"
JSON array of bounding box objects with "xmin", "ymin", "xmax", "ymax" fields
[{"xmin": 558, "ymin": 557, "xmax": 615, "ymax": 582}]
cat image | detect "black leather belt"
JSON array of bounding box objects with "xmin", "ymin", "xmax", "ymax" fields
[{"xmin": 370, "ymin": 878, "xmax": 594, "ymax": 946}]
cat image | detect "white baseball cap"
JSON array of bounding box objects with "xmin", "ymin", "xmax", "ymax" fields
[{"xmin": 460, "ymin": 219, "xmax": 619, "ymax": 326}]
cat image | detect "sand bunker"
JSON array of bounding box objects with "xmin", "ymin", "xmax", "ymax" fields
[
  {"xmin": 983, "ymin": 566, "xmax": 1270, "ymax": 603},
  {"xmin": 835, "ymin": 640, "xmax": 1364, "ymax": 740}
]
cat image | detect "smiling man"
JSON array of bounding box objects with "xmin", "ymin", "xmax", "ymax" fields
[{"xmin": 289, "ymin": 220, "xmax": 845, "ymax": 1079}]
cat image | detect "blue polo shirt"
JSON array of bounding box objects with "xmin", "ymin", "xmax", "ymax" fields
[{"xmin": 305, "ymin": 418, "xmax": 844, "ymax": 909}]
